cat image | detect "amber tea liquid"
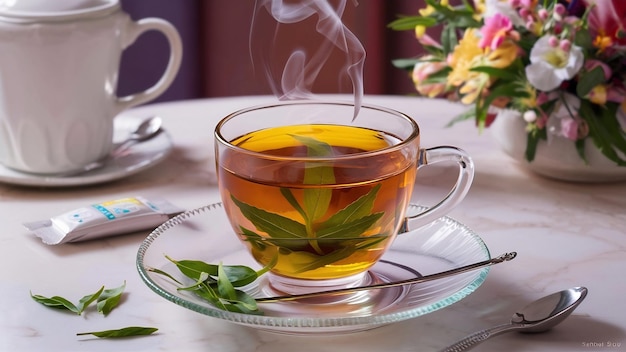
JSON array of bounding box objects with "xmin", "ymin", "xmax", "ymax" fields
[{"xmin": 218, "ymin": 124, "xmax": 417, "ymax": 280}]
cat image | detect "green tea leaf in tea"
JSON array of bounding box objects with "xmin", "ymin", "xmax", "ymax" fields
[
  {"xmin": 231, "ymin": 195, "xmax": 308, "ymax": 239},
  {"xmin": 290, "ymin": 134, "xmax": 335, "ymax": 223},
  {"xmin": 96, "ymin": 281, "xmax": 126, "ymax": 316},
  {"xmin": 320, "ymin": 184, "xmax": 381, "ymax": 230},
  {"xmin": 76, "ymin": 326, "xmax": 158, "ymax": 338},
  {"xmin": 280, "ymin": 188, "xmax": 307, "ymax": 221},
  {"xmin": 317, "ymin": 212, "xmax": 384, "ymax": 239},
  {"xmin": 291, "ymin": 235, "xmax": 387, "ymax": 274}
]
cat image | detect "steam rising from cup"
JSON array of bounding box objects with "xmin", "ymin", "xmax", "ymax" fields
[{"xmin": 251, "ymin": 0, "xmax": 366, "ymax": 118}]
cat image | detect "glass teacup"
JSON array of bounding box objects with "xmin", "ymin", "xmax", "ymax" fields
[{"xmin": 214, "ymin": 101, "xmax": 474, "ymax": 295}]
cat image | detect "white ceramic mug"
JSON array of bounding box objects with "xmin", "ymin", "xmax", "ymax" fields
[{"xmin": 0, "ymin": 0, "xmax": 182, "ymax": 174}]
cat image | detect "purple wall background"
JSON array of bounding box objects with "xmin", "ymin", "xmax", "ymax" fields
[{"xmin": 118, "ymin": 0, "xmax": 203, "ymax": 103}]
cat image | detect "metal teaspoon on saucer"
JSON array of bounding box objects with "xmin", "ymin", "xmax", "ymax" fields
[{"xmin": 255, "ymin": 252, "xmax": 517, "ymax": 303}]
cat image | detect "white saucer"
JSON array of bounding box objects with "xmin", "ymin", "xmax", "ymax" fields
[
  {"xmin": 0, "ymin": 118, "xmax": 173, "ymax": 187},
  {"xmin": 137, "ymin": 203, "xmax": 491, "ymax": 334}
]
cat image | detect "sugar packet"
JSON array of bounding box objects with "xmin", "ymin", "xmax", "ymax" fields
[{"xmin": 24, "ymin": 196, "xmax": 184, "ymax": 245}]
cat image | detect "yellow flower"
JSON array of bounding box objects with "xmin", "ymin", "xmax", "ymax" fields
[
  {"xmin": 415, "ymin": 1, "xmax": 450, "ymax": 39},
  {"xmin": 472, "ymin": 0, "xmax": 486, "ymax": 20},
  {"xmin": 515, "ymin": 81, "xmax": 538, "ymax": 109},
  {"xmin": 418, "ymin": 0, "xmax": 448, "ymax": 17},
  {"xmin": 485, "ymin": 40, "xmax": 518, "ymax": 68},
  {"xmin": 447, "ymin": 29, "xmax": 518, "ymax": 104},
  {"xmin": 415, "ymin": 25, "xmax": 426, "ymax": 39},
  {"xmin": 447, "ymin": 29, "xmax": 484, "ymax": 87},
  {"xmin": 458, "ymin": 75, "xmax": 489, "ymax": 104}
]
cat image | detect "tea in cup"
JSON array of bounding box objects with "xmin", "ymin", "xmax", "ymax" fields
[
  {"xmin": 214, "ymin": 101, "xmax": 474, "ymax": 294},
  {"xmin": 0, "ymin": 0, "xmax": 182, "ymax": 174}
]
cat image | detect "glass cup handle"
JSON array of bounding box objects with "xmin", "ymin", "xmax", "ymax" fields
[{"xmin": 400, "ymin": 146, "xmax": 475, "ymax": 233}]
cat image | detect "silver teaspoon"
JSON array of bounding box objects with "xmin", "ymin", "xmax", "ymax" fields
[
  {"xmin": 111, "ymin": 116, "xmax": 163, "ymax": 156},
  {"xmin": 440, "ymin": 286, "xmax": 588, "ymax": 352},
  {"xmin": 58, "ymin": 116, "xmax": 163, "ymax": 176},
  {"xmin": 255, "ymin": 252, "xmax": 517, "ymax": 303}
]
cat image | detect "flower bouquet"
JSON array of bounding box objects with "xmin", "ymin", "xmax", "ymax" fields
[{"xmin": 389, "ymin": 0, "xmax": 626, "ymax": 167}]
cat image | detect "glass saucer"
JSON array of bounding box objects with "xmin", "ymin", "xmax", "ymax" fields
[{"xmin": 137, "ymin": 203, "xmax": 491, "ymax": 334}]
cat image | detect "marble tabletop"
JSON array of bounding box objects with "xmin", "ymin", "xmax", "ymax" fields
[{"xmin": 1, "ymin": 95, "xmax": 624, "ymax": 352}]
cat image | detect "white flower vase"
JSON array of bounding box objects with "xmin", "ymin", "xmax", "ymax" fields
[{"xmin": 490, "ymin": 109, "xmax": 626, "ymax": 182}]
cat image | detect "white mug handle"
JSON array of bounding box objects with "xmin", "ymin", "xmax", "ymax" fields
[
  {"xmin": 400, "ymin": 146, "xmax": 475, "ymax": 232},
  {"xmin": 116, "ymin": 18, "xmax": 183, "ymax": 113}
]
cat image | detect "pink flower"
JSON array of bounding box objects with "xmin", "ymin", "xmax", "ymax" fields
[
  {"xmin": 479, "ymin": 13, "xmax": 513, "ymax": 50},
  {"xmin": 583, "ymin": 0, "xmax": 626, "ymax": 49},
  {"xmin": 560, "ymin": 117, "xmax": 579, "ymax": 140},
  {"xmin": 412, "ymin": 57, "xmax": 448, "ymax": 98}
]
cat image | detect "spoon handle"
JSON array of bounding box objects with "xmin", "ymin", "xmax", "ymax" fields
[
  {"xmin": 256, "ymin": 252, "xmax": 517, "ymax": 303},
  {"xmin": 439, "ymin": 324, "xmax": 516, "ymax": 352}
]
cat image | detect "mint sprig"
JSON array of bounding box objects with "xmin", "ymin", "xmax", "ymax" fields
[{"xmin": 149, "ymin": 254, "xmax": 277, "ymax": 315}]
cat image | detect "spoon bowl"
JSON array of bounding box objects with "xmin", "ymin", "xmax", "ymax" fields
[
  {"xmin": 513, "ymin": 286, "xmax": 587, "ymax": 333},
  {"xmin": 440, "ymin": 286, "xmax": 588, "ymax": 352},
  {"xmin": 113, "ymin": 116, "xmax": 163, "ymax": 155}
]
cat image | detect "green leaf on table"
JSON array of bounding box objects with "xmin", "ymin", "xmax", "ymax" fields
[
  {"xmin": 30, "ymin": 292, "xmax": 80, "ymax": 314},
  {"xmin": 31, "ymin": 285, "xmax": 109, "ymax": 315},
  {"xmin": 76, "ymin": 326, "xmax": 158, "ymax": 338},
  {"xmin": 77, "ymin": 286, "xmax": 104, "ymax": 314},
  {"xmin": 96, "ymin": 281, "xmax": 125, "ymax": 316}
]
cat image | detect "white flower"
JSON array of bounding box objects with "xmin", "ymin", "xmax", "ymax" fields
[
  {"xmin": 525, "ymin": 36, "xmax": 584, "ymax": 91},
  {"xmin": 484, "ymin": 0, "xmax": 524, "ymax": 27}
]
